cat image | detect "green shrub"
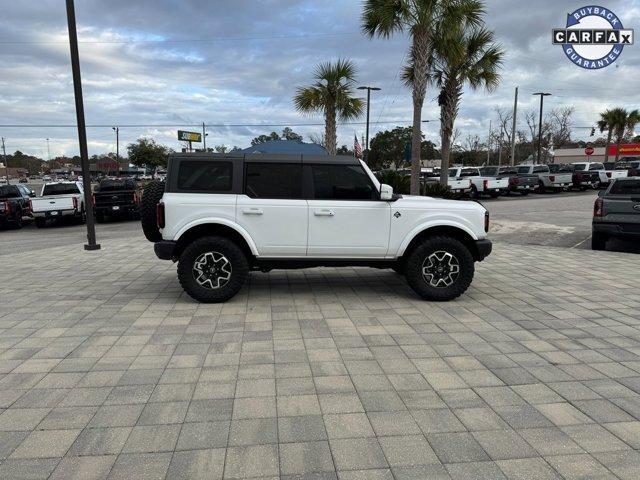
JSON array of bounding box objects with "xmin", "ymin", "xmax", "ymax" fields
[
  {"xmin": 375, "ymin": 170, "xmax": 410, "ymax": 194},
  {"xmin": 421, "ymin": 181, "xmax": 462, "ymax": 200}
]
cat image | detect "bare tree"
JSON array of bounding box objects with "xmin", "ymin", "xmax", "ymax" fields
[
  {"xmin": 309, "ymin": 133, "xmax": 326, "ymax": 147},
  {"xmin": 548, "ymin": 107, "xmax": 574, "ymax": 148}
]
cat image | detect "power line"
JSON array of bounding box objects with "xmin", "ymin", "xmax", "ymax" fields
[
  {"xmin": 0, "ymin": 31, "xmax": 359, "ymax": 46},
  {"xmin": 0, "ymin": 120, "xmax": 414, "ymax": 129}
]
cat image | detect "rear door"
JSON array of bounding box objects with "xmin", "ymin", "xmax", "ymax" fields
[
  {"xmin": 236, "ymin": 160, "xmax": 308, "ymax": 257},
  {"xmin": 306, "ymin": 162, "xmax": 390, "ymax": 257}
]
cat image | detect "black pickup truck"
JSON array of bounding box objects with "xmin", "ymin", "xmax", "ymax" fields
[
  {"xmin": 592, "ymin": 178, "xmax": 640, "ymax": 250},
  {"xmin": 0, "ymin": 184, "xmax": 34, "ymax": 229},
  {"xmin": 93, "ymin": 179, "xmax": 140, "ymax": 222}
]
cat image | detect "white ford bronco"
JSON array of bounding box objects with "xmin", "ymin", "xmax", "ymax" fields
[{"xmin": 141, "ymin": 153, "xmax": 492, "ymax": 303}]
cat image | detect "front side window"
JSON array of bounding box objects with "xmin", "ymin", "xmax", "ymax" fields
[
  {"xmin": 178, "ymin": 161, "xmax": 232, "ymax": 192},
  {"xmin": 311, "ymin": 164, "xmax": 376, "ymax": 200},
  {"xmin": 245, "ymin": 163, "xmax": 302, "ymax": 199}
]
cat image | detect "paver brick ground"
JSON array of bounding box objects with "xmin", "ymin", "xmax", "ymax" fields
[{"xmin": 0, "ymin": 236, "xmax": 639, "ymax": 479}]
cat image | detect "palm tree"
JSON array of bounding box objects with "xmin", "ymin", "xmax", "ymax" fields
[
  {"xmin": 597, "ymin": 109, "xmax": 617, "ymax": 164},
  {"xmin": 362, "ymin": 0, "xmax": 483, "ymax": 195},
  {"xmin": 614, "ymin": 109, "xmax": 640, "ymax": 162},
  {"xmin": 293, "ymin": 59, "xmax": 364, "ymax": 155},
  {"xmin": 430, "ymin": 11, "xmax": 503, "ymax": 184}
]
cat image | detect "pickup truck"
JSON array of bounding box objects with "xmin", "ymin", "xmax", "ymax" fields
[
  {"xmin": 617, "ymin": 158, "xmax": 640, "ymax": 177},
  {"xmin": 422, "ymin": 169, "xmax": 472, "ymax": 194},
  {"xmin": 0, "ymin": 184, "xmax": 34, "ymax": 229},
  {"xmin": 516, "ymin": 164, "xmax": 572, "ymax": 193},
  {"xmin": 576, "ymin": 162, "xmax": 628, "ymax": 186},
  {"xmin": 592, "ymin": 178, "xmax": 640, "ymax": 250},
  {"xmin": 569, "ymin": 162, "xmax": 601, "ymax": 190},
  {"xmin": 31, "ymin": 181, "xmax": 86, "ymax": 228},
  {"xmin": 479, "ymin": 166, "xmax": 538, "ymax": 196},
  {"xmin": 141, "ymin": 153, "xmax": 492, "ymax": 303},
  {"xmin": 448, "ymin": 167, "xmax": 509, "ymax": 198},
  {"xmin": 93, "ymin": 179, "xmax": 140, "ymax": 222}
]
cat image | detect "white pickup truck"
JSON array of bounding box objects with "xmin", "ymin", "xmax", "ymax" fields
[
  {"xmin": 448, "ymin": 167, "xmax": 509, "ymax": 198},
  {"xmin": 572, "ymin": 161, "xmax": 628, "ymax": 187},
  {"xmin": 423, "ymin": 169, "xmax": 472, "ymax": 194},
  {"xmin": 516, "ymin": 164, "xmax": 572, "ymax": 192},
  {"xmin": 31, "ymin": 181, "xmax": 86, "ymax": 228},
  {"xmin": 140, "ymin": 154, "xmax": 492, "ymax": 303}
]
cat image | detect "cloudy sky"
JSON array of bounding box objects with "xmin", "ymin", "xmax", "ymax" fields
[{"xmin": 1, "ymin": 0, "xmax": 639, "ymax": 159}]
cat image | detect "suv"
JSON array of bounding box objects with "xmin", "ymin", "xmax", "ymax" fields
[{"xmin": 142, "ymin": 154, "xmax": 492, "ymax": 303}]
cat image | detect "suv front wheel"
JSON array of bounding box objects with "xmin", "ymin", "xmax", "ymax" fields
[
  {"xmin": 404, "ymin": 236, "xmax": 475, "ymax": 301},
  {"xmin": 178, "ymin": 236, "xmax": 249, "ymax": 303}
]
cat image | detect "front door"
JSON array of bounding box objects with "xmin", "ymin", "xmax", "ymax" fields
[
  {"xmin": 236, "ymin": 161, "xmax": 308, "ymax": 257},
  {"xmin": 306, "ymin": 163, "xmax": 391, "ymax": 257}
]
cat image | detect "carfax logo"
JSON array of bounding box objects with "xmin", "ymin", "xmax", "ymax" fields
[{"xmin": 552, "ymin": 5, "xmax": 634, "ymax": 69}]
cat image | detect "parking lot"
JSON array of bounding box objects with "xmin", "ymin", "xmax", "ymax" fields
[{"xmin": 0, "ymin": 194, "xmax": 639, "ymax": 479}]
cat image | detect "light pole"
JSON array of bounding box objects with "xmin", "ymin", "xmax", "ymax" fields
[
  {"xmin": 66, "ymin": 0, "xmax": 100, "ymax": 251},
  {"xmin": 532, "ymin": 92, "xmax": 551, "ymax": 164},
  {"xmin": 2, "ymin": 137, "xmax": 8, "ymax": 184},
  {"xmin": 112, "ymin": 127, "xmax": 119, "ymax": 162},
  {"xmin": 357, "ymin": 86, "xmax": 381, "ymax": 161},
  {"xmin": 46, "ymin": 138, "xmax": 51, "ymax": 161}
]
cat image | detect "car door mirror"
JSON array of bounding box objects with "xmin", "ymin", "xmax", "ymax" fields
[
  {"xmin": 30, "ymin": 191, "xmax": 36, "ymax": 197},
  {"xmin": 597, "ymin": 189, "xmax": 605, "ymax": 197},
  {"xmin": 380, "ymin": 183, "xmax": 393, "ymax": 201}
]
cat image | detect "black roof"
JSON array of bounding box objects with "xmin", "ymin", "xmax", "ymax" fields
[{"xmin": 169, "ymin": 152, "xmax": 360, "ymax": 165}]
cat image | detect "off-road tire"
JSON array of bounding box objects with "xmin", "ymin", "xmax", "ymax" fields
[
  {"xmin": 537, "ymin": 181, "xmax": 546, "ymax": 193},
  {"xmin": 178, "ymin": 236, "xmax": 249, "ymax": 303},
  {"xmin": 591, "ymin": 232, "xmax": 608, "ymax": 251},
  {"xmin": 404, "ymin": 236, "xmax": 475, "ymax": 302},
  {"xmin": 140, "ymin": 180, "xmax": 165, "ymax": 242},
  {"xmin": 35, "ymin": 217, "xmax": 46, "ymax": 228}
]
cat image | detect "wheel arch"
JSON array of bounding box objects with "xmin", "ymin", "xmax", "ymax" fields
[
  {"xmin": 398, "ymin": 225, "xmax": 482, "ymax": 262},
  {"xmin": 173, "ymin": 221, "xmax": 257, "ymax": 260}
]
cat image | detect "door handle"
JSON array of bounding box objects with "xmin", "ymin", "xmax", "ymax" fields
[
  {"xmin": 242, "ymin": 208, "xmax": 263, "ymax": 215},
  {"xmin": 314, "ymin": 209, "xmax": 334, "ymax": 217}
]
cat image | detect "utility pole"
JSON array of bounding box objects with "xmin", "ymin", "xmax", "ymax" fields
[
  {"xmin": 202, "ymin": 122, "xmax": 207, "ymax": 151},
  {"xmin": 2, "ymin": 137, "xmax": 8, "ymax": 184},
  {"xmin": 357, "ymin": 86, "xmax": 381, "ymax": 163},
  {"xmin": 66, "ymin": 0, "xmax": 100, "ymax": 251},
  {"xmin": 533, "ymin": 92, "xmax": 551, "ymax": 164},
  {"xmin": 112, "ymin": 127, "xmax": 119, "ymax": 162},
  {"xmin": 46, "ymin": 138, "xmax": 51, "ymax": 161},
  {"xmin": 498, "ymin": 132, "xmax": 504, "ymax": 166},
  {"xmin": 486, "ymin": 120, "xmax": 492, "ymax": 164},
  {"xmin": 510, "ymin": 86, "xmax": 518, "ymax": 166}
]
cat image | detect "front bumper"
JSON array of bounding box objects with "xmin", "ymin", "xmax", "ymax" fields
[
  {"xmin": 154, "ymin": 240, "xmax": 177, "ymax": 260},
  {"xmin": 473, "ymin": 239, "xmax": 492, "ymax": 262}
]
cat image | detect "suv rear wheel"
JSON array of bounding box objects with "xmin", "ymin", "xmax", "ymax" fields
[
  {"xmin": 404, "ymin": 236, "xmax": 475, "ymax": 301},
  {"xmin": 178, "ymin": 236, "xmax": 249, "ymax": 303}
]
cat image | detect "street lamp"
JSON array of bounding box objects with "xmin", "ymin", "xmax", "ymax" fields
[
  {"xmin": 46, "ymin": 138, "xmax": 51, "ymax": 161},
  {"xmin": 112, "ymin": 127, "xmax": 119, "ymax": 162},
  {"xmin": 532, "ymin": 92, "xmax": 551, "ymax": 164},
  {"xmin": 357, "ymin": 86, "xmax": 381, "ymax": 159}
]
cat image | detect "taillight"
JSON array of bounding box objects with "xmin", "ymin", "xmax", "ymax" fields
[
  {"xmin": 27, "ymin": 199, "xmax": 32, "ymax": 213},
  {"xmin": 594, "ymin": 197, "xmax": 603, "ymax": 217},
  {"xmin": 483, "ymin": 180, "xmax": 488, "ymax": 190},
  {"xmin": 3, "ymin": 201, "xmax": 11, "ymax": 215},
  {"xmin": 549, "ymin": 175, "xmax": 555, "ymax": 182},
  {"xmin": 157, "ymin": 203, "xmax": 165, "ymax": 229},
  {"xmin": 606, "ymin": 172, "xmax": 612, "ymax": 178},
  {"xmin": 133, "ymin": 193, "xmax": 139, "ymax": 204},
  {"xmin": 484, "ymin": 211, "xmax": 490, "ymax": 233},
  {"xmin": 72, "ymin": 196, "xmax": 78, "ymax": 210}
]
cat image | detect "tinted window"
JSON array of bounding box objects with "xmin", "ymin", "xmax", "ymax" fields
[
  {"xmin": 245, "ymin": 163, "xmax": 302, "ymax": 199},
  {"xmin": 43, "ymin": 184, "xmax": 80, "ymax": 196},
  {"xmin": 178, "ymin": 161, "xmax": 232, "ymax": 192},
  {"xmin": 573, "ymin": 164, "xmax": 586, "ymax": 171},
  {"xmin": 460, "ymin": 168, "xmax": 479, "ymax": 177},
  {"xmin": 0, "ymin": 186, "xmax": 20, "ymax": 198},
  {"xmin": 533, "ymin": 166, "xmax": 549, "ymax": 173},
  {"xmin": 590, "ymin": 163, "xmax": 604, "ymax": 170},
  {"xmin": 448, "ymin": 169, "xmax": 458, "ymax": 178},
  {"xmin": 610, "ymin": 180, "xmax": 640, "ymax": 195},
  {"xmin": 517, "ymin": 166, "xmax": 530, "ymax": 174},
  {"xmin": 99, "ymin": 179, "xmax": 137, "ymax": 191},
  {"xmin": 311, "ymin": 164, "xmax": 376, "ymax": 200},
  {"xmin": 480, "ymin": 167, "xmax": 498, "ymax": 176}
]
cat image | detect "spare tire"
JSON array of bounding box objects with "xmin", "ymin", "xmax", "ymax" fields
[{"xmin": 140, "ymin": 180, "xmax": 165, "ymax": 242}]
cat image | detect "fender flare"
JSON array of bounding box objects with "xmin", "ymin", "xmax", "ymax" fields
[
  {"xmin": 395, "ymin": 220, "xmax": 479, "ymax": 257},
  {"xmin": 174, "ymin": 218, "xmax": 259, "ymax": 256}
]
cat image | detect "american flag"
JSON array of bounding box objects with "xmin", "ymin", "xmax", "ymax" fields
[{"xmin": 354, "ymin": 134, "xmax": 362, "ymax": 159}]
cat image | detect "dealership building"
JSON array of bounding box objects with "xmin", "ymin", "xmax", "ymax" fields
[{"xmin": 553, "ymin": 143, "xmax": 640, "ymax": 163}]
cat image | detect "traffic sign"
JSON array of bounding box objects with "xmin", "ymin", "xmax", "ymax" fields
[
  {"xmin": 178, "ymin": 130, "xmax": 202, "ymax": 142},
  {"xmin": 585, "ymin": 146, "xmax": 594, "ymax": 156}
]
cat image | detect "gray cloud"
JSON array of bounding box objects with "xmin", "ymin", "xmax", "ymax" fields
[{"xmin": 0, "ymin": 0, "xmax": 639, "ymax": 158}]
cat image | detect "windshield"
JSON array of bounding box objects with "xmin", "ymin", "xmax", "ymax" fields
[
  {"xmin": 460, "ymin": 168, "xmax": 479, "ymax": 177},
  {"xmin": 517, "ymin": 166, "xmax": 530, "ymax": 174},
  {"xmin": 448, "ymin": 169, "xmax": 458, "ymax": 178},
  {"xmin": 610, "ymin": 180, "xmax": 640, "ymax": 195},
  {"xmin": 43, "ymin": 183, "xmax": 80, "ymax": 196},
  {"xmin": 99, "ymin": 180, "xmax": 137, "ymax": 191},
  {"xmin": 590, "ymin": 163, "xmax": 604, "ymax": 170},
  {"xmin": 0, "ymin": 186, "xmax": 19, "ymax": 198}
]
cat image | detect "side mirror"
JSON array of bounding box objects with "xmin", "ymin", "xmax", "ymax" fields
[
  {"xmin": 30, "ymin": 191, "xmax": 36, "ymax": 197},
  {"xmin": 380, "ymin": 183, "xmax": 394, "ymax": 201},
  {"xmin": 597, "ymin": 189, "xmax": 605, "ymax": 197}
]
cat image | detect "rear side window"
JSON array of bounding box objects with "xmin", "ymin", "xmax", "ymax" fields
[
  {"xmin": 245, "ymin": 163, "xmax": 302, "ymax": 199},
  {"xmin": 177, "ymin": 161, "xmax": 232, "ymax": 192},
  {"xmin": 311, "ymin": 164, "xmax": 376, "ymax": 200},
  {"xmin": 0, "ymin": 186, "xmax": 20, "ymax": 198},
  {"xmin": 610, "ymin": 180, "xmax": 640, "ymax": 195},
  {"xmin": 517, "ymin": 167, "xmax": 530, "ymax": 174},
  {"xmin": 43, "ymin": 184, "xmax": 80, "ymax": 195}
]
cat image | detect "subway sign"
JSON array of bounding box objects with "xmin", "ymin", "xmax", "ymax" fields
[{"xmin": 178, "ymin": 130, "xmax": 202, "ymax": 142}]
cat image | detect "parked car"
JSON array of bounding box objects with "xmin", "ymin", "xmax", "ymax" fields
[
  {"xmin": 423, "ymin": 169, "xmax": 472, "ymax": 195},
  {"xmin": 579, "ymin": 161, "xmax": 629, "ymax": 186},
  {"xmin": 516, "ymin": 164, "xmax": 572, "ymax": 193},
  {"xmin": 31, "ymin": 181, "xmax": 86, "ymax": 228},
  {"xmin": 617, "ymin": 158, "xmax": 640, "ymax": 177},
  {"xmin": 0, "ymin": 184, "xmax": 34, "ymax": 229},
  {"xmin": 479, "ymin": 166, "xmax": 538, "ymax": 195},
  {"xmin": 567, "ymin": 163, "xmax": 599, "ymax": 191},
  {"xmin": 141, "ymin": 153, "xmax": 492, "ymax": 303},
  {"xmin": 93, "ymin": 179, "xmax": 140, "ymax": 222},
  {"xmin": 448, "ymin": 166, "xmax": 509, "ymax": 198},
  {"xmin": 592, "ymin": 178, "xmax": 640, "ymax": 250}
]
